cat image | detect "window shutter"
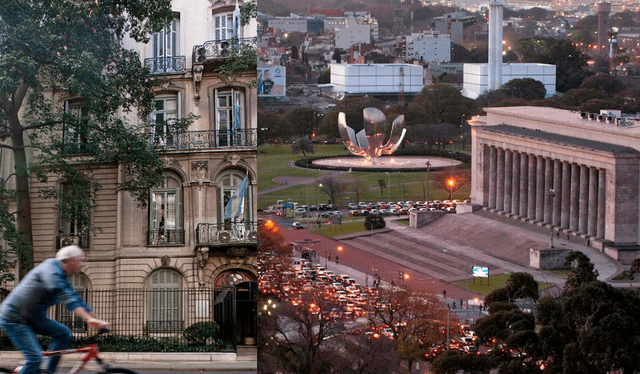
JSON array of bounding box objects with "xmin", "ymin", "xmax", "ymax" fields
[{"xmin": 214, "ymin": 89, "xmax": 220, "ymax": 131}]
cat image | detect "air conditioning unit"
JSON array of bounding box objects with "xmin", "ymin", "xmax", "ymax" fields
[
  {"xmin": 616, "ymin": 117, "xmax": 625, "ymax": 126},
  {"xmin": 218, "ymin": 231, "xmax": 231, "ymax": 242},
  {"xmin": 247, "ymin": 231, "xmax": 258, "ymax": 240},
  {"xmin": 606, "ymin": 115, "xmax": 615, "ymax": 123},
  {"xmin": 195, "ymin": 47, "xmax": 207, "ymax": 63},
  {"xmin": 579, "ymin": 112, "xmax": 588, "ymax": 119},
  {"xmin": 60, "ymin": 235, "xmax": 79, "ymax": 248},
  {"xmin": 588, "ymin": 113, "xmax": 597, "ymax": 120},
  {"xmin": 597, "ymin": 114, "xmax": 605, "ymax": 122}
]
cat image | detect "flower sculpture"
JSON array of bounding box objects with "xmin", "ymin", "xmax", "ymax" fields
[{"xmin": 338, "ymin": 107, "xmax": 407, "ymax": 164}]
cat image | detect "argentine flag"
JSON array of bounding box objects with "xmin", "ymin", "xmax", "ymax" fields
[
  {"xmin": 233, "ymin": 0, "xmax": 240, "ymax": 41},
  {"xmin": 224, "ymin": 175, "xmax": 248, "ymax": 219}
]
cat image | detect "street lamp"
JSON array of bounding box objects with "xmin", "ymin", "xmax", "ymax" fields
[
  {"xmin": 365, "ymin": 221, "xmax": 376, "ymax": 287},
  {"xmin": 549, "ymin": 189, "xmax": 556, "ymax": 248},
  {"xmin": 317, "ymin": 183, "xmax": 323, "ymax": 218},
  {"xmin": 426, "ymin": 160, "xmax": 431, "ymax": 203},
  {"xmin": 336, "ymin": 245, "xmax": 343, "ymax": 265},
  {"xmin": 385, "ymin": 172, "xmax": 390, "ymax": 204},
  {"xmin": 447, "ymin": 178, "xmax": 455, "ymax": 201}
]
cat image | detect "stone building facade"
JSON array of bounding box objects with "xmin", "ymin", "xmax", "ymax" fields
[
  {"xmin": 471, "ymin": 107, "xmax": 640, "ymax": 263},
  {"xmin": 2, "ymin": 0, "xmax": 258, "ymax": 346}
]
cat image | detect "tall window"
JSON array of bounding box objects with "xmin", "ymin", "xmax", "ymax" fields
[
  {"xmin": 151, "ymin": 94, "xmax": 180, "ymax": 147},
  {"xmin": 215, "ymin": 89, "xmax": 244, "ymax": 147},
  {"xmin": 149, "ymin": 172, "xmax": 183, "ymax": 245},
  {"xmin": 147, "ymin": 269, "xmax": 183, "ymax": 332},
  {"xmin": 58, "ymin": 182, "xmax": 91, "ymax": 249},
  {"xmin": 218, "ymin": 170, "xmax": 252, "ymax": 226},
  {"xmin": 214, "ymin": 13, "xmax": 234, "ymax": 41},
  {"xmin": 153, "ymin": 18, "xmax": 179, "ymax": 59},
  {"xmin": 63, "ymin": 100, "xmax": 92, "ymax": 153}
]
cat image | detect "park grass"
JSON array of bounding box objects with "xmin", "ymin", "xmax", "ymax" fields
[
  {"xmin": 257, "ymin": 144, "xmax": 350, "ymax": 191},
  {"xmin": 258, "ymin": 144, "xmax": 471, "ymax": 210},
  {"xmin": 547, "ymin": 269, "xmax": 569, "ymax": 278},
  {"xmin": 312, "ymin": 220, "xmax": 370, "ymax": 237},
  {"xmin": 453, "ymin": 274, "xmax": 554, "ymax": 296}
]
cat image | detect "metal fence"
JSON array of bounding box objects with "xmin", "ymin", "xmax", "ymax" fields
[{"xmin": 0, "ymin": 287, "xmax": 244, "ymax": 351}]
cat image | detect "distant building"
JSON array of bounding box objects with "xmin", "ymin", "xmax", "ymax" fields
[
  {"xmin": 267, "ymin": 18, "xmax": 307, "ymax": 33},
  {"xmin": 406, "ymin": 31, "xmax": 451, "ymax": 62},
  {"xmin": 330, "ymin": 63, "xmax": 423, "ymax": 94},
  {"xmin": 462, "ymin": 63, "xmax": 556, "ymax": 99},
  {"xmin": 335, "ymin": 18, "xmax": 371, "ymax": 50},
  {"xmin": 433, "ymin": 12, "xmax": 477, "ymax": 44}
]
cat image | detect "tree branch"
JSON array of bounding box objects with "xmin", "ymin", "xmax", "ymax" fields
[{"xmin": 0, "ymin": 143, "xmax": 18, "ymax": 151}]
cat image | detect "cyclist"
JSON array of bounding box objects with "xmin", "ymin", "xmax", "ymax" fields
[{"xmin": 0, "ymin": 245, "xmax": 109, "ymax": 374}]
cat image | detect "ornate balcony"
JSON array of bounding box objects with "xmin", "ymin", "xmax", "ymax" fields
[
  {"xmin": 144, "ymin": 56, "xmax": 187, "ymax": 75},
  {"xmin": 147, "ymin": 229, "xmax": 185, "ymax": 246},
  {"xmin": 151, "ymin": 129, "xmax": 257, "ymax": 151},
  {"xmin": 196, "ymin": 221, "xmax": 258, "ymax": 246},
  {"xmin": 192, "ymin": 38, "xmax": 257, "ymax": 63}
]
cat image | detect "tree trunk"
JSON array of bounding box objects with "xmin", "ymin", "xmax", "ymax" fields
[{"xmin": 8, "ymin": 111, "xmax": 34, "ymax": 279}]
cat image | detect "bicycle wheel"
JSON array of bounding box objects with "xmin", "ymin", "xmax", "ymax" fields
[{"xmin": 104, "ymin": 368, "xmax": 139, "ymax": 374}]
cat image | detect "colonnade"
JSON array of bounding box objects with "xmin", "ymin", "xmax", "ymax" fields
[{"xmin": 483, "ymin": 145, "xmax": 606, "ymax": 239}]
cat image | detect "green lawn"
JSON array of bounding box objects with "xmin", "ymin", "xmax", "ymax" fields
[
  {"xmin": 258, "ymin": 144, "xmax": 471, "ymax": 210},
  {"xmin": 453, "ymin": 274, "xmax": 554, "ymax": 296},
  {"xmin": 313, "ymin": 220, "xmax": 370, "ymax": 237}
]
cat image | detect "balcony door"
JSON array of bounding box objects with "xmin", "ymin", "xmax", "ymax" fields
[{"xmin": 214, "ymin": 89, "xmax": 244, "ymax": 147}]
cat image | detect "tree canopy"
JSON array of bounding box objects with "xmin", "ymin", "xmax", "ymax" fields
[{"xmin": 0, "ymin": 0, "xmax": 189, "ymax": 280}]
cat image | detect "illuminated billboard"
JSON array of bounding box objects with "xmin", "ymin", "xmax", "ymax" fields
[
  {"xmin": 258, "ymin": 66, "xmax": 286, "ymax": 97},
  {"xmin": 472, "ymin": 266, "xmax": 489, "ymax": 278}
]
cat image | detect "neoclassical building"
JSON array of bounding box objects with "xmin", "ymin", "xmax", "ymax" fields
[
  {"xmin": 471, "ymin": 106, "xmax": 640, "ymax": 263},
  {"xmin": 1, "ymin": 0, "xmax": 257, "ymax": 347}
]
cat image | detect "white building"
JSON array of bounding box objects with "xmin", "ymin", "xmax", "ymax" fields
[
  {"xmin": 330, "ymin": 63, "xmax": 424, "ymax": 94},
  {"xmin": 335, "ymin": 18, "xmax": 371, "ymax": 50},
  {"xmin": 406, "ymin": 31, "xmax": 451, "ymax": 62},
  {"xmin": 267, "ymin": 18, "xmax": 308, "ymax": 33},
  {"xmin": 462, "ymin": 63, "xmax": 556, "ymax": 99}
]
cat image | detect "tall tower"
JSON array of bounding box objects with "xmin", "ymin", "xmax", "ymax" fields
[
  {"xmin": 488, "ymin": 0, "xmax": 504, "ymax": 91},
  {"xmin": 597, "ymin": 2, "xmax": 611, "ymax": 58}
]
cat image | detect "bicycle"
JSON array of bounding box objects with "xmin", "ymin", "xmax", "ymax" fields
[{"xmin": 0, "ymin": 328, "xmax": 138, "ymax": 374}]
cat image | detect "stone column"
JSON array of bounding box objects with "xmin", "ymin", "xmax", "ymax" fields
[
  {"xmin": 597, "ymin": 169, "xmax": 606, "ymax": 239},
  {"xmin": 504, "ymin": 150, "xmax": 513, "ymax": 213},
  {"xmin": 553, "ymin": 159, "xmax": 562, "ymax": 227},
  {"xmin": 578, "ymin": 165, "xmax": 589, "ymax": 234},
  {"xmin": 588, "ymin": 167, "xmax": 598, "ymax": 237},
  {"xmin": 483, "ymin": 145, "xmax": 490, "ymax": 205},
  {"xmin": 570, "ymin": 163, "xmax": 580, "ymax": 232},
  {"xmin": 535, "ymin": 155, "xmax": 545, "ymax": 222},
  {"xmin": 519, "ymin": 153, "xmax": 528, "ymax": 217},
  {"xmin": 512, "ymin": 152, "xmax": 520, "ymax": 216},
  {"xmin": 544, "ymin": 158, "xmax": 553, "ymax": 224},
  {"xmin": 488, "ymin": 146, "xmax": 497, "ymax": 209},
  {"xmin": 561, "ymin": 161, "xmax": 571, "ymax": 229},
  {"xmin": 496, "ymin": 148, "xmax": 505, "ymax": 211},
  {"xmin": 528, "ymin": 154, "xmax": 537, "ymax": 219}
]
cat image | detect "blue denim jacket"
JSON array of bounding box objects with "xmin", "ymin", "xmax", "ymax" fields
[{"xmin": 0, "ymin": 259, "xmax": 91, "ymax": 323}]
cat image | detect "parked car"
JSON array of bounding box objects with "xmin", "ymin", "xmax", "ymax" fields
[
  {"xmin": 292, "ymin": 222, "xmax": 304, "ymax": 229},
  {"xmin": 348, "ymin": 203, "xmax": 358, "ymax": 210},
  {"xmin": 348, "ymin": 210, "xmax": 360, "ymax": 217}
]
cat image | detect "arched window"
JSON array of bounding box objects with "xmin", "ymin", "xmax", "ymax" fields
[
  {"xmin": 148, "ymin": 172, "xmax": 184, "ymax": 246},
  {"xmin": 218, "ymin": 170, "xmax": 252, "ymax": 224},
  {"xmin": 147, "ymin": 269, "xmax": 183, "ymax": 332}
]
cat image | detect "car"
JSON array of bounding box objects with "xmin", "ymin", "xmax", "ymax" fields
[
  {"xmin": 445, "ymin": 207, "xmax": 457, "ymax": 213},
  {"xmin": 292, "ymin": 222, "xmax": 304, "ymax": 229},
  {"xmin": 331, "ymin": 210, "xmax": 343, "ymax": 217},
  {"xmin": 349, "ymin": 210, "xmax": 360, "ymax": 216},
  {"xmin": 360, "ymin": 209, "xmax": 370, "ymax": 215},
  {"xmin": 389, "ymin": 208, "xmax": 399, "ymax": 215}
]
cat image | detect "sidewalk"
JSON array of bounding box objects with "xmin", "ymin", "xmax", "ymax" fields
[{"xmin": 0, "ymin": 347, "xmax": 257, "ymax": 372}]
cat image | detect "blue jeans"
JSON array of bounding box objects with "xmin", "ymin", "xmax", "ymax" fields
[{"xmin": 0, "ymin": 317, "xmax": 71, "ymax": 374}]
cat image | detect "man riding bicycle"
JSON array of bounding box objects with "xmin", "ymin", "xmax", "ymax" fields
[{"xmin": 0, "ymin": 245, "xmax": 108, "ymax": 374}]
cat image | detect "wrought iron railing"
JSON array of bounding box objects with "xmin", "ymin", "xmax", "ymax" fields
[
  {"xmin": 196, "ymin": 221, "xmax": 258, "ymax": 245},
  {"xmin": 0, "ymin": 287, "xmax": 242, "ymax": 350},
  {"xmin": 150, "ymin": 129, "xmax": 257, "ymax": 150},
  {"xmin": 192, "ymin": 38, "xmax": 257, "ymax": 62},
  {"xmin": 144, "ymin": 56, "xmax": 187, "ymax": 74},
  {"xmin": 147, "ymin": 229, "xmax": 185, "ymax": 246},
  {"xmin": 56, "ymin": 233, "xmax": 91, "ymax": 249}
]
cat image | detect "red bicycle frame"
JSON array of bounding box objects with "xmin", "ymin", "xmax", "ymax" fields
[{"xmin": 10, "ymin": 343, "xmax": 109, "ymax": 374}]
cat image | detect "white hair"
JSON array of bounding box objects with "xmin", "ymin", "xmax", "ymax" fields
[{"xmin": 56, "ymin": 245, "xmax": 84, "ymax": 261}]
